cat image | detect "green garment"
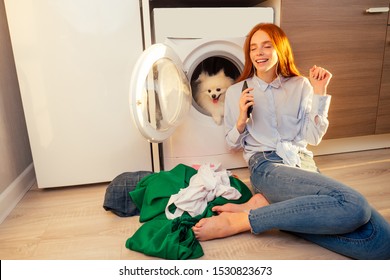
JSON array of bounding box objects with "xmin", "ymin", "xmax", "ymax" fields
[{"xmin": 125, "ymin": 164, "xmax": 252, "ymax": 259}]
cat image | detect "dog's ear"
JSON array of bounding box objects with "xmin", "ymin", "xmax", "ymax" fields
[
  {"xmin": 216, "ymin": 69, "xmax": 225, "ymax": 77},
  {"xmin": 195, "ymin": 71, "xmax": 208, "ymax": 83},
  {"xmin": 215, "ymin": 69, "xmax": 234, "ymax": 86}
]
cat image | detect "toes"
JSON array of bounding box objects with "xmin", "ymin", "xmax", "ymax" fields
[
  {"xmin": 212, "ymin": 206, "xmax": 223, "ymax": 213},
  {"xmin": 194, "ymin": 218, "xmax": 207, "ymax": 228}
]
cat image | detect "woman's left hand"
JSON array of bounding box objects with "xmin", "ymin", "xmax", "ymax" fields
[{"xmin": 309, "ymin": 65, "xmax": 332, "ymax": 96}]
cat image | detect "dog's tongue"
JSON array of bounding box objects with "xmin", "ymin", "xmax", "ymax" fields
[{"xmin": 213, "ymin": 98, "xmax": 218, "ymax": 104}]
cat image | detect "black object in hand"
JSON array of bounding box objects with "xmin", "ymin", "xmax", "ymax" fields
[{"xmin": 243, "ymin": 81, "xmax": 253, "ymax": 118}]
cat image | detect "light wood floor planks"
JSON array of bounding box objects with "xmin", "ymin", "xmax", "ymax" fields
[{"xmin": 0, "ymin": 149, "xmax": 389, "ymax": 260}]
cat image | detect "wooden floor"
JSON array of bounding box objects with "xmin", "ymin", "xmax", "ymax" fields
[{"xmin": 0, "ymin": 149, "xmax": 389, "ymax": 260}]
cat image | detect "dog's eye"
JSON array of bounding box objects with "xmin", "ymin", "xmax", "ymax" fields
[
  {"xmin": 208, "ymin": 90, "xmax": 211, "ymax": 93},
  {"xmin": 216, "ymin": 88, "xmax": 221, "ymax": 92}
]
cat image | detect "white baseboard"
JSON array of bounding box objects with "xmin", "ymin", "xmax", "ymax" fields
[
  {"xmin": 0, "ymin": 164, "xmax": 36, "ymax": 224},
  {"xmin": 309, "ymin": 133, "xmax": 390, "ymax": 156}
]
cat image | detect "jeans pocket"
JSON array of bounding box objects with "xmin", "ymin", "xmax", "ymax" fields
[
  {"xmin": 249, "ymin": 152, "xmax": 264, "ymax": 174},
  {"xmin": 249, "ymin": 151, "xmax": 283, "ymax": 174}
]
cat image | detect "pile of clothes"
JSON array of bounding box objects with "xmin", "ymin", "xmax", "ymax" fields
[{"xmin": 103, "ymin": 164, "xmax": 252, "ymax": 259}]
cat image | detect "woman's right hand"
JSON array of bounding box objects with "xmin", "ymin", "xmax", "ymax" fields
[{"xmin": 236, "ymin": 86, "xmax": 254, "ymax": 133}]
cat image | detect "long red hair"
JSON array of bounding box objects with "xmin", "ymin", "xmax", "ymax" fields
[{"xmin": 236, "ymin": 23, "xmax": 301, "ymax": 82}]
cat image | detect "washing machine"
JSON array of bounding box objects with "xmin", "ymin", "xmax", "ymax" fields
[{"xmin": 130, "ymin": 7, "xmax": 274, "ymax": 170}]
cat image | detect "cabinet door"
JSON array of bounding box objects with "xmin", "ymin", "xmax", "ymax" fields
[
  {"xmin": 376, "ymin": 25, "xmax": 390, "ymax": 133},
  {"xmin": 281, "ymin": 0, "xmax": 389, "ymax": 139}
]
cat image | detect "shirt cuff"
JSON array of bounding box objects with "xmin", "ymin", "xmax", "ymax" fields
[
  {"xmin": 230, "ymin": 125, "xmax": 244, "ymax": 143},
  {"xmin": 227, "ymin": 125, "xmax": 247, "ymax": 146},
  {"xmin": 312, "ymin": 94, "xmax": 331, "ymax": 116}
]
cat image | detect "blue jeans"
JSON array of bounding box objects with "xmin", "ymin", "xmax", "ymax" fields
[{"xmin": 248, "ymin": 151, "xmax": 390, "ymax": 259}]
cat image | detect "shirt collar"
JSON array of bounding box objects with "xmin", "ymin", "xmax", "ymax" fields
[{"xmin": 253, "ymin": 74, "xmax": 283, "ymax": 90}]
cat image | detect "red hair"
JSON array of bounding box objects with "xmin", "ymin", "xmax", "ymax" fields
[{"xmin": 236, "ymin": 23, "xmax": 300, "ymax": 82}]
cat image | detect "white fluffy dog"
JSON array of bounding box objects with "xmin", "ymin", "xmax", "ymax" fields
[{"xmin": 194, "ymin": 69, "xmax": 234, "ymax": 125}]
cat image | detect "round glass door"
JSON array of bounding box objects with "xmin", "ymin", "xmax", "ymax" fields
[{"xmin": 130, "ymin": 44, "xmax": 191, "ymax": 142}]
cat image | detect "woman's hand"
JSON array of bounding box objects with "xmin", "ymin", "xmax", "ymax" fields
[
  {"xmin": 236, "ymin": 86, "xmax": 254, "ymax": 133},
  {"xmin": 309, "ymin": 65, "xmax": 332, "ymax": 96}
]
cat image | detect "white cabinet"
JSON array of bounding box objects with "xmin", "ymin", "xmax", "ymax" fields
[{"xmin": 5, "ymin": 0, "xmax": 152, "ymax": 188}]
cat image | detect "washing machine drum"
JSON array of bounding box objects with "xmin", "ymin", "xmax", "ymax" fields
[{"xmin": 130, "ymin": 44, "xmax": 192, "ymax": 143}]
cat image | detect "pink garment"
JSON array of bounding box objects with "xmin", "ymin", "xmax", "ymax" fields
[{"xmin": 165, "ymin": 164, "xmax": 242, "ymax": 219}]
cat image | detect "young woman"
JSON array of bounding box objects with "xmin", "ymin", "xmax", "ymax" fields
[{"xmin": 192, "ymin": 23, "xmax": 390, "ymax": 260}]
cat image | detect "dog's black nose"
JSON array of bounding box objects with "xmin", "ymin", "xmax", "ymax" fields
[{"xmin": 212, "ymin": 94, "xmax": 216, "ymax": 98}]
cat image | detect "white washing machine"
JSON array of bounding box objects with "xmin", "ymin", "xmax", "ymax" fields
[{"xmin": 130, "ymin": 7, "xmax": 274, "ymax": 170}]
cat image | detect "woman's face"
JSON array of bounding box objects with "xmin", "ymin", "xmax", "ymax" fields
[{"xmin": 249, "ymin": 30, "xmax": 278, "ymax": 81}]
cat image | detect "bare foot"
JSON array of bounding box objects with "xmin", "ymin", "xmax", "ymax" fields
[
  {"xmin": 192, "ymin": 212, "xmax": 250, "ymax": 241},
  {"xmin": 212, "ymin": 193, "xmax": 269, "ymax": 214}
]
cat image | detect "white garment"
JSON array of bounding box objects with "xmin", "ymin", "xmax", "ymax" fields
[
  {"xmin": 276, "ymin": 141, "xmax": 301, "ymax": 167},
  {"xmin": 165, "ymin": 164, "xmax": 242, "ymax": 219}
]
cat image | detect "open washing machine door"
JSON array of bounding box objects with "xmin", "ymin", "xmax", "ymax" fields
[{"xmin": 130, "ymin": 43, "xmax": 192, "ymax": 143}]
